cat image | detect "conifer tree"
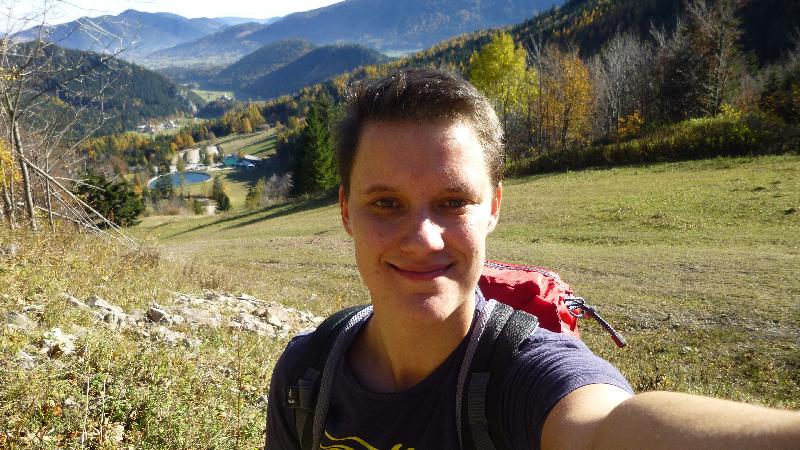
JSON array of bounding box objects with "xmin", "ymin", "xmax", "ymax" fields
[
  {"xmin": 245, "ymin": 177, "xmax": 267, "ymax": 209},
  {"xmin": 155, "ymin": 167, "xmax": 174, "ymax": 199},
  {"xmin": 211, "ymin": 175, "xmax": 232, "ymax": 211},
  {"xmin": 73, "ymin": 171, "xmax": 144, "ymax": 227},
  {"xmin": 293, "ymin": 94, "xmax": 337, "ymax": 194}
]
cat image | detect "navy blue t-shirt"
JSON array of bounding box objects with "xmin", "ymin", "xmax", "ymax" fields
[{"xmin": 265, "ymin": 304, "xmax": 632, "ymax": 449}]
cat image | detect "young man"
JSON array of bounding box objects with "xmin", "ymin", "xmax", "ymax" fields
[{"xmin": 266, "ymin": 68, "xmax": 800, "ymax": 449}]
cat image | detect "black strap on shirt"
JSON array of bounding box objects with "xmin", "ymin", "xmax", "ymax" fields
[
  {"xmin": 460, "ymin": 302, "xmax": 539, "ymax": 450},
  {"xmin": 285, "ymin": 304, "xmax": 368, "ymax": 450}
]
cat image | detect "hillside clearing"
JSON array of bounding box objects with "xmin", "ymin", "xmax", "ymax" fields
[{"xmin": 137, "ymin": 154, "xmax": 800, "ymax": 407}]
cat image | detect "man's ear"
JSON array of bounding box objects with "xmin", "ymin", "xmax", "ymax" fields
[
  {"xmin": 487, "ymin": 182, "xmax": 502, "ymax": 233},
  {"xmin": 339, "ymin": 185, "xmax": 352, "ymax": 236}
]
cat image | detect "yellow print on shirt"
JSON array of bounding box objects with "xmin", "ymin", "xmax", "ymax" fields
[{"xmin": 320, "ymin": 430, "xmax": 415, "ymax": 450}]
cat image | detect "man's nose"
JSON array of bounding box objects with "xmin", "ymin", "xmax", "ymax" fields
[{"xmin": 399, "ymin": 211, "xmax": 445, "ymax": 254}]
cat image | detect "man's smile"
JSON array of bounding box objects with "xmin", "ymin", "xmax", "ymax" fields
[{"xmin": 387, "ymin": 262, "xmax": 454, "ymax": 281}]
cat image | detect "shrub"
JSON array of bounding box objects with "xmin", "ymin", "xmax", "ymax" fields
[{"xmin": 518, "ymin": 111, "xmax": 799, "ymax": 175}]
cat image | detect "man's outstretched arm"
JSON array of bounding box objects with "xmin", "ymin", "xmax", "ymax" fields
[{"xmin": 542, "ymin": 385, "xmax": 800, "ymax": 449}]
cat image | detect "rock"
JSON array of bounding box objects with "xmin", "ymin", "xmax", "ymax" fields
[
  {"xmin": 260, "ymin": 304, "xmax": 291, "ymax": 329},
  {"xmin": 299, "ymin": 310, "xmax": 324, "ymax": 325},
  {"xmin": 150, "ymin": 326, "xmax": 196, "ymax": 348},
  {"xmin": 102, "ymin": 311, "xmax": 127, "ymax": 328},
  {"xmin": 255, "ymin": 394, "xmax": 269, "ymax": 410},
  {"xmin": 1, "ymin": 244, "xmax": 19, "ymax": 256},
  {"xmin": 22, "ymin": 304, "xmax": 44, "ymax": 315},
  {"xmin": 238, "ymin": 293, "xmax": 257, "ymax": 301},
  {"xmin": 86, "ymin": 295, "xmax": 124, "ymax": 315},
  {"xmin": 15, "ymin": 350, "xmax": 36, "ymax": 370},
  {"xmin": 127, "ymin": 308, "xmax": 147, "ymax": 323},
  {"xmin": 83, "ymin": 296, "xmax": 130, "ymax": 328},
  {"xmin": 175, "ymin": 292, "xmax": 204, "ymax": 305},
  {"xmin": 146, "ymin": 303, "xmax": 183, "ymax": 325},
  {"xmin": 183, "ymin": 336, "xmax": 202, "ymax": 349},
  {"xmin": 63, "ymin": 397, "xmax": 78, "ymax": 408},
  {"xmin": 175, "ymin": 307, "xmax": 222, "ymax": 327},
  {"xmin": 152, "ymin": 325, "xmax": 185, "ymax": 346},
  {"xmin": 230, "ymin": 313, "xmax": 276, "ymax": 337},
  {"xmin": 7, "ymin": 312, "xmax": 36, "ymax": 331},
  {"xmin": 63, "ymin": 293, "xmax": 89, "ymax": 309},
  {"xmin": 41, "ymin": 327, "xmax": 76, "ymax": 357},
  {"xmin": 106, "ymin": 423, "xmax": 125, "ymax": 443}
]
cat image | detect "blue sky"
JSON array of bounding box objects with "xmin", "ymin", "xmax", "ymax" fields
[{"xmin": 3, "ymin": 0, "xmax": 346, "ymax": 28}]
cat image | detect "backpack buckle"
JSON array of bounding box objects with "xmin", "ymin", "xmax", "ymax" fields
[{"xmin": 286, "ymin": 368, "xmax": 320, "ymax": 410}]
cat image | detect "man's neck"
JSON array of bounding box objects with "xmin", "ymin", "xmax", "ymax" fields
[{"xmin": 347, "ymin": 299, "xmax": 475, "ymax": 393}]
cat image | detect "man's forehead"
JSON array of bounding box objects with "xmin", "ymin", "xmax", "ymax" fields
[{"xmin": 358, "ymin": 179, "xmax": 482, "ymax": 196}]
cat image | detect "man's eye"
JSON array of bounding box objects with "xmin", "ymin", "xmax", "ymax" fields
[
  {"xmin": 442, "ymin": 199, "xmax": 469, "ymax": 209},
  {"xmin": 373, "ymin": 198, "xmax": 399, "ymax": 208}
]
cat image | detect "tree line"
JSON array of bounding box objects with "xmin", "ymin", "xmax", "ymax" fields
[{"xmin": 466, "ymin": 0, "xmax": 799, "ymax": 173}]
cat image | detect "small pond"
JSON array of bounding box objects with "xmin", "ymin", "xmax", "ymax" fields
[{"xmin": 147, "ymin": 171, "xmax": 212, "ymax": 188}]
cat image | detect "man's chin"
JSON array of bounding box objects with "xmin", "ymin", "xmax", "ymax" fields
[{"xmin": 376, "ymin": 291, "xmax": 474, "ymax": 325}]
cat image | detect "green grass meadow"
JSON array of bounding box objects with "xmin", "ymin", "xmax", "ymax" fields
[
  {"xmin": 138, "ymin": 154, "xmax": 800, "ymax": 406},
  {"xmin": 191, "ymin": 89, "xmax": 234, "ymax": 103},
  {"xmin": 1, "ymin": 154, "xmax": 797, "ymax": 447},
  {"xmin": 214, "ymin": 130, "xmax": 275, "ymax": 157}
]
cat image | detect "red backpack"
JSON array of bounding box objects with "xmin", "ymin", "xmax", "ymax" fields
[{"xmin": 479, "ymin": 260, "xmax": 626, "ymax": 347}]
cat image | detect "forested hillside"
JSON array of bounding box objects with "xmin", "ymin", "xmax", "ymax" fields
[
  {"xmin": 212, "ymin": 39, "xmax": 316, "ymax": 90},
  {"xmin": 258, "ymin": 0, "xmax": 799, "ymax": 122},
  {"xmin": 242, "ymin": 44, "xmax": 390, "ymax": 100},
  {"xmin": 10, "ymin": 43, "xmax": 193, "ymax": 137}
]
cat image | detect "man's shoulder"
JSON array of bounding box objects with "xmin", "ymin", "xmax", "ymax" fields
[
  {"xmin": 511, "ymin": 326, "xmax": 632, "ymax": 392},
  {"xmin": 271, "ymin": 331, "xmax": 316, "ymax": 382}
]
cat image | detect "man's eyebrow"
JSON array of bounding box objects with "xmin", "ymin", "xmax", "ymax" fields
[
  {"xmin": 360, "ymin": 184, "xmax": 396, "ymax": 195},
  {"xmin": 360, "ymin": 182, "xmax": 481, "ymax": 196},
  {"xmin": 444, "ymin": 180, "xmax": 480, "ymax": 195}
]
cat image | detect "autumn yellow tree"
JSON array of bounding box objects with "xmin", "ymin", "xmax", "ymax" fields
[
  {"xmin": 0, "ymin": 140, "xmax": 21, "ymax": 226},
  {"xmin": 468, "ymin": 32, "xmax": 527, "ymax": 141},
  {"xmin": 536, "ymin": 45, "xmax": 593, "ymax": 152},
  {"xmin": 239, "ymin": 117, "xmax": 253, "ymax": 134}
]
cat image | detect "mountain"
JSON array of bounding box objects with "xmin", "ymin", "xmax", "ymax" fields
[
  {"xmin": 13, "ymin": 10, "xmax": 227, "ymax": 59},
  {"xmin": 242, "ymin": 44, "xmax": 390, "ymax": 100},
  {"xmin": 147, "ymin": 22, "xmax": 266, "ymax": 65},
  {"xmin": 212, "ymin": 39, "xmax": 316, "ymax": 89},
  {"xmin": 216, "ymin": 16, "xmax": 282, "ymax": 26},
  {"xmin": 149, "ymin": 0, "xmax": 566, "ymax": 60}
]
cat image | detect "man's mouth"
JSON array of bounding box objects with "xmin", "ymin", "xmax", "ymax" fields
[{"xmin": 388, "ymin": 262, "xmax": 453, "ymax": 281}]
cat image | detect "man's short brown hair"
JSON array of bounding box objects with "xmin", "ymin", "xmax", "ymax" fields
[{"xmin": 336, "ymin": 68, "xmax": 504, "ymax": 196}]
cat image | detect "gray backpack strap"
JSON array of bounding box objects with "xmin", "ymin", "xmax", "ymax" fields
[
  {"xmin": 456, "ymin": 297, "xmax": 498, "ymax": 448},
  {"xmin": 310, "ymin": 305, "xmax": 373, "ymax": 449},
  {"xmin": 286, "ymin": 305, "xmax": 372, "ymax": 450},
  {"xmin": 457, "ymin": 294, "xmax": 539, "ymax": 450}
]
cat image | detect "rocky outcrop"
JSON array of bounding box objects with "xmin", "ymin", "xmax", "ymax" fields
[{"xmin": 3, "ymin": 291, "xmax": 324, "ymax": 369}]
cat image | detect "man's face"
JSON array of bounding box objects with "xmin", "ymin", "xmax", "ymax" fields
[{"xmin": 339, "ymin": 120, "xmax": 501, "ymax": 325}]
